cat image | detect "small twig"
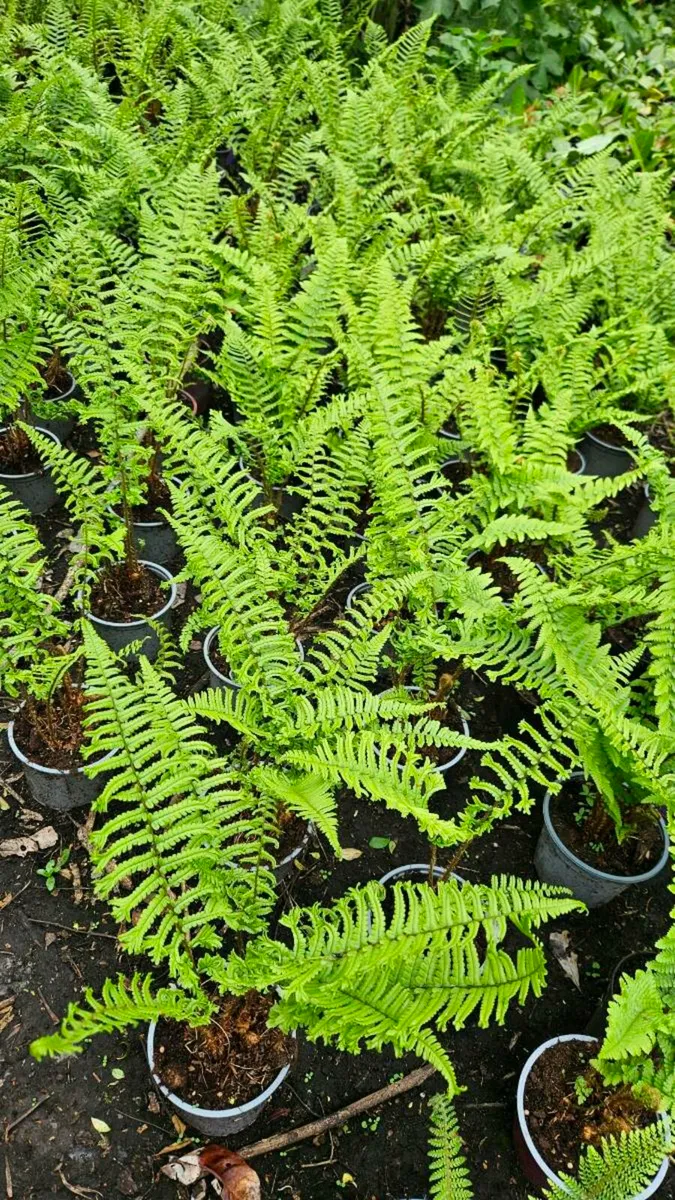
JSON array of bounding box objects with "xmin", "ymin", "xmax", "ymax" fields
[
  {"xmin": 458, "ymin": 1101, "xmax": 507, "ymax": 1110},
  {"xmin": 36, "ymin": 986, "xmax": 59, "ymax": 1024},
  {"xmin": 25, "ymin": 917, "xmax": 116, "ymax": 940},
  {"xmin": 54, "ymin": 558, "xmax": 82, "ymax": 605},
  {"xmin": 112, "ymin": 1109, "xmax": 176, "ymax": 1137},
  {"xmin": 239, "ymin": 1065, "xmax": 436, "ymax": 1160},
  {"xmin": 0, "ymin": 881, "xmax": 31, "ymax": 911},
  {"xmin": 4, "ymin": 1094, "xmax": 51, "ymax": 1140},
  {"xmin": 0, "ymin": 778, "xmax": 25, "ymax": 808},
  {"xmin": 5, "ymin": 1150, "xmax": 13, "ymax": 1198},
  {"xmin": 299, "ymin": 1131, "xmax": 336, "ymax": 1169}
]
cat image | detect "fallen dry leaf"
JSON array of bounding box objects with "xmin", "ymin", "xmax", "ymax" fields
[
  {"xmin": 200, "ymin": 1147, "xmax": 260, "ymax": 1200},
  {"xmin": 161, "ymin": 1151, "xmax": 203, "ymax": 1186},
  {"xmin": 549, "ymin": 930, "xmax": 581, "ymax": 990},
  {"xmin": 45, "ymin": 932, "xmax": 58, "ymax": 948},
  {"xmin": 0, "ymin": 997, "xmax": 14, "ymax": 1035},
  {"xmin": 20, "ymin": 808, "xmax": 43, "ymax": 824},
  {"xmin": 0, "ymin": 827, "xmax": 58, "ymax": 857},
  {"xmin": 0, "ymin": 892, "xmax": 13, "ymax": 910},
  {"xmin": 147, "ymin": 1092, "xmax": 161, "ymax": 1114},
  {"xmin": 69, "ymin": 860, "xmax": 84, "ymax": 905},
  {"xmin": 171, "ymin": 1114, "xmax": 187, "ymax": 1136},
  {"xmin": 341, "ymin": 848, "xmax": 362, "ymax": 861}
]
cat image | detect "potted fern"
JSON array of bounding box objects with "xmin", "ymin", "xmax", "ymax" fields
[
  {"xmin": 534, "ymin": 770, "xmax": 669, "ymax": 908},
  {"xmin": 24, "ymin": 430, "xmax": 177, "ymax": 661},
  {"xmin": 30, "ymin": 632, "xmax": 582, "ymax": 1136},
  {"xmin": 514, "ymin": 955, "xmax": 674, "ymax": 1196}
]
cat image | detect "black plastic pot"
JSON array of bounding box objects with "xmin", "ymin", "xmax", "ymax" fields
[
  {"xmin": 579, "ymin": 429, "xmax": 634, "ymax": 478},
  {"xmin": 7, "ymin": 721, "xmax": 115, "ymax": 811},
  {"xmin": 0, "ymin": 425, "xmax": 60, "ymax": 514},
  {"xmin": 632, "ymin": 484, "xmax": 656, "ymax": 539},
  {"xmin": 534, "ymin": 778, "xmax": 670, "ymax": 908},
  {"xmin": 107, "ymin": 486, "xmax": 179, "ymax": 566},
  {"xmin": 36, "ymin": 372, "xmax": 79, "ymax": 441},
  {"xmin": 87, "ymin": 561, "xmax": 177, "ymax": 662}
]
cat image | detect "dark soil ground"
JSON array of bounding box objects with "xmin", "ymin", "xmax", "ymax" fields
[{"xmin": 1, "ymin": 480, "xmax": 674, "ymax": 1199}]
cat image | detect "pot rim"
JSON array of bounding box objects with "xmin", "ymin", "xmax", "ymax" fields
[
  {"xmin": 380, "ymin": 683, "xmax": 471, "ymax": 771},
  {"xmin": 585, "ymin": 428, "xmax": 634, "ymax": 457},
  {"xmin": 146, "ymin": 1014, "xmax": 294, "ymax": 1120},
  {"xmin": 346, "ymin": 581, "xmax": 370, "ymax": 609},
  {"xmin": 277, "ymin": 820, "xmax": 313, "ymax": 869},
  {"xmin": 203, "ymin": 625, "xmax": 304, "ymax": 688},
  {"xmin": 439, "ymin": 425, "xmax": 460, "ymax": 441},
  {"xmin": 0, "ymin": 425, "xmax": 61, "ymax": 480},
  {"xmin": 378, "ymin": 862, "xmax": 464, "ymax": 886},
  {"xmin": 516, "ymin": 1033, "xmax": 670, "ymax": 1197},
  {"xmin": 570, "ymin": 447, "xmax": 586, "ymax": 475},
  {"xmin": 44, "ymin": 371, "xmax": 77, "ymax": 403},
  {"xmin": 543, "ymin": 776, "xmax": 670, "ymax": 885},
  {"xmin": 107, "ymin": 477, "xmax": 180, "ymax": 530},
  {"xmin": 7, "ymin": 719, "xmax": 116, "ymax": 778},
  {"xmin": 87, "ymin": 561, "xmax": 176, "ymax": 629}
]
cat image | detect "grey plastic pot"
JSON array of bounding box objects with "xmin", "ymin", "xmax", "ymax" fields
[
  {"xmin": 515, "ymin": 1034, "xmax": 670, "ymax": 1195},
  {"xmin": 0, "ymin": 425, "xmax": 60, "ymax": 514},
  {"xmin": 87, "ymin": 561, "xmax": 176, "ymax": 662},
  {"xmin": 36, "ymin": 373, "xmax": 78, "ymax": 441},
  {"xmin": 7, "ymin": 720, "xmax": 115, "ymax": 811},
  {"xmin": 203, "ymin": 626, "xmax": 305, "ymax": 692},
  {"xmin": 146, "ymin": 1016, "xmax": 295, "ymax": 1137},
  {"xmin": 534, "ymin": 777, "xmax": 670, "ymax": 908},
  {"xmin": 633, "ymin": 484, "xmax": 656, "ymax": 540},
  {"xmin": 579, "ymin": 429, "xmax": 634, "ymax": 478}
]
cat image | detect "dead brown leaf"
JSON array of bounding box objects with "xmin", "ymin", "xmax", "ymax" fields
[
  {"xmin": 200, "ymin": 1147, "xmax": 260, "ymax": 1200},
  {"xmin": 160, "ymin": 1151, "xmax": 203, "ymax": 1185},
  {"xmin": 0, "ymin": 893, "xmax": 13, "ymax": 911},
  {"xmin": 549, "ymin": 930, "xmax": 581, "ymax": 990},
  {"xmin": 171, "ymin": 1114, "xmax": 187, "ymax": 1136},
  {"xmin": 70, "ymin": 861, "xmax": 84, "ymax": 905},
  {"xmin": 0, "ymin": 998, "xmax": 14, "ymax": 1035},
  {"xmin": 341, "ymin": 848, "xmax": 362, "ymax": 861},
  {"xmin": 0, "ymin": 827, "xmax": 58, "ymax": 857},
  {"xmin": 147, "ymin": 1092, "xmax": 161, "ymax": 1114}
]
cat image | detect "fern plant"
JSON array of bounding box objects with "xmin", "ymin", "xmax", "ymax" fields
[
  {"xmin": 32, "ymin": 852, "xmax": 582, "ymax": 1084},
  {"xmin": 531, "ymin": 1119, "xmax": 672, "ymax": 1200}
]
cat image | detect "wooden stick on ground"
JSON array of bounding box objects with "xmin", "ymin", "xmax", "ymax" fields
[{"xmin": 238, "ymin": 1065, "xmax": 435, "ymax": 1160}]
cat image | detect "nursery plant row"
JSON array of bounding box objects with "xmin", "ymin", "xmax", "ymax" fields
[{"xmin": 1, "ymin": 1, "xmax": 674, "ymax": 1197}]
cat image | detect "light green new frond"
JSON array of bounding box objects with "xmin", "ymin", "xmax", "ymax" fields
[
  {"xmin": 535, "ymin": 1120, "xmax": 672, "ymax": 1200},
  {"xmin": 595, "ymin": 969, "xmax": 663, "ymax": 1064},
  {"xmin": 428, "ymin": 1092, "xmax": 473, "ymax": 1200},
  {"xmin": 250, "ymin": 765, "xmax": 341, "ymax": 855},
  {"xmin": 30, "ymin": 974, "xmax": 213, "ymax": 1060}
]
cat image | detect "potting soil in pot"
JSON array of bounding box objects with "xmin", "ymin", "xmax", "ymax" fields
[
  {"xmin": 13, "ymin": 688, "xmax": 88, "ymax": 772},
  {"xmin": 90, "ymin": 561, "xmax": 166, "ymax": 622},
  {"xmin": 550, "ymin": 780, "xmax": 663, "ymax": 876},
  {"xmin": 0, "ymin": 426, "xmax": 43, "ymax": 475},
  {"xmin": 524, "ymin": 1038, "xmax": 658, "ymax": 1178},
  {"xmin": 153, "ymin": 990, "xmax": 294, "ymax": 1109}
]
